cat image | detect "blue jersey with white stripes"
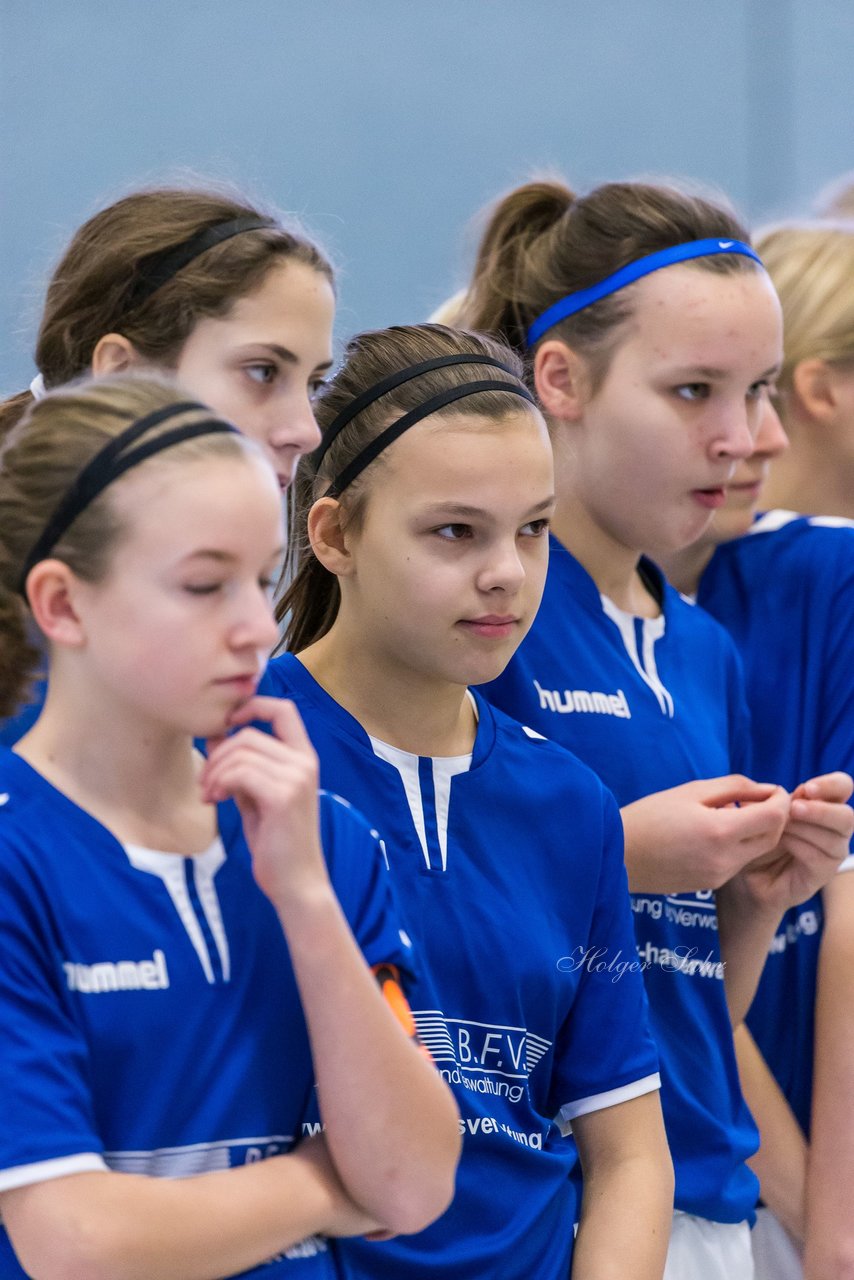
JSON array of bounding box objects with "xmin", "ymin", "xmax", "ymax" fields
[
  {"xmin": 0, "ymin": 747, "xmax": 412, "ymax": 1278},
  {"xmin": 260, "ymin": 653, "xmax": 660, "ymax": 1280},
  {"xmin": 697, "ymin": 510, "xmax": 854, "ymax": 1136},
  {"xmin": 481, "ymin": 534, "xmax": 759, "ymax": 1224}
]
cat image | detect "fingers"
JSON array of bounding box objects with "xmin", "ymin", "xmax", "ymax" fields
[
  {"xmin": 789, "ymin": 796, "xmax": 854, "ymax": 841},
  {"xmin": 227, "ymin": 696, "xmax": 316, "ymax": 754},
  {"xmin": 694, "ymin": 775, "xmax": 782, "ymax": 808},
  {"xmin": 716, "ymin": 786, "xmax": 790, "ymax": 843},
  {"xmin": 793, "ymin": 772, "xmax": 854, "ymax": 805}
]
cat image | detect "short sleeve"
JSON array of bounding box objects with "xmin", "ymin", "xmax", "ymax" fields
[
  {"xmin": 0, "ymin": 848, "xmax": 106, "ymax": 1189},
  {"xmin": 547, "ymin": 788, "xmax": 660, "ymax": 1130},
  {"xmin": 318, "ymin": 790, "xmax": 417, "ymax": 983}
]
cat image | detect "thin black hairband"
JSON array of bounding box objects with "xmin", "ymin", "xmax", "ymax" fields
[
  {"xmin": 313, "ymin": 354, "xmax": 521, "ymax": 472},
  {"xmin": 325, "ymin": 379, "xmax": 537, "ymax": 499},
  {"xmin": 18, "ymin": 401, "xmax": 238, "ymax": 595},
  {"xmin": 123, "ymin": 216, "xmax": 276, "ymax": 314}
]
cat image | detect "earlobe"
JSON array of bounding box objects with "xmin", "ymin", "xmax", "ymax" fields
[
  {"xmin": 307, "ymin": 498, "xmax": 355, "ymax": 577},
  {"xmin": 533, "ymin": 340, "xmax": 590, "ymax": 421},
  {"xmin": 25, "ymin": 561, "xmax": 88, "ymax": 649},
  {"xmin": 91, "ymin": 333, "xmax": 143, "ymax": 378}
]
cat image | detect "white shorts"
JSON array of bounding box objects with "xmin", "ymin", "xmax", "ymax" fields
[
  {"xmin": 663, "ymin": 1211, "xmax": 754, "ymax": 1280},
  {"xmin": 751, "ymin": 1206, "xmax": 803, "ymax": 1280}
]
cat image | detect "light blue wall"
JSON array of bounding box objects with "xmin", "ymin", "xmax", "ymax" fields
[{"xmin": 2, "ymin": 0, "xmax": 852, "ymax": 390}]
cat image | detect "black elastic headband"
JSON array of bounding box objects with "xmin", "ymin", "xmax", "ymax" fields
[
  {"xmin": 313, "ymin": 354, "xmax": 521, "ymax": 472},
  {"xmin": 123, "ymin": 216, "xmax": 276, "ymax": 313},
  {"xmin": 325, "ymin": 379, "xmax": 537, "ymax": 498},
  {"xmin": 19, "ymin": 401, "xmax": 238, "ymax": 595}
]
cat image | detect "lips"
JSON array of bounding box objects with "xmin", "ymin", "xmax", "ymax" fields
[
  {"xmin": 458, "ymin": 615, "xmax": 519, "ymax": 638},
  {"xmin": 691, "ymin": 487, "xmax": 727, "ymax": 509}
]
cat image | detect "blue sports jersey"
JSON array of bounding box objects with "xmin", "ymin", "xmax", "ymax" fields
[
  {"xmin": 697, "ymin": 510, "xmax": 854, "ymax": 1136},
  {"xmin": 0, "ymin": 747, "xmax": 412, "ymax": 1279},
  {"xmin": 260, "ymin": 653, "xmax": 660, "ymax": 1280},
  {"xmin": 481, "ymin": 535, "xmax": 760, "ymax": 1224}
]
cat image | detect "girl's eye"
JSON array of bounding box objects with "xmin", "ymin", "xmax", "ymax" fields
[
  {"xmin": 309, "ymin": 378, "xmax": 328, "ymax": 401},
  {"xmin": 520, "ymin": 518, "xmax": 550, "ymax": 537},
  {"xmin": 435, "ymin": 524, "xmax": 473, "ymax": 541},
  {"xmin": 675, "ymin": 383, "xmax": 710, "ymax": 401},
  {"xmin": 245, "ymin": 363, "xmax": 278, "ymax": 385},
  {"xmin": 183, "ymin": 583, "xmax": 222, "ymax": 596},
  {"xmin": 259, "ymin": 576, "xmax": 277, "ymax": 597},
  {"xmin": 747, "ymin": 379, "xmax": 771, "ymax": 400}
]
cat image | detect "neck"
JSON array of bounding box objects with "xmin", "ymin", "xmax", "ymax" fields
[
  {"xmin": 654, "ymin": 537, "xmax": 717, "ymax": 597},
  {"xmin": 762, "ymin": 430, "xmax": 854, "ymax": 518},
  {"xmin": 549, "ymin": 492, "xmax": 660, "ymax": 618},
  {"xmin": 298, "ymin": 628, "xmax": 476, "ymax": 757},
  {"xmin": 15, "ymin": 665, "xmax": 212, "ymax": 852}
]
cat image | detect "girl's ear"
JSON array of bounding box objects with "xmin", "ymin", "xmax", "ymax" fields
[
  {"xmin": 91, "ymin": 333, "xmax": 144, "ymax": 377},
  {"xmin": 307, "ymin": 497, "xmax": 356, "ymax": 577},
  {"xmin": 24, "ymin": 560, "xmax": 88, "ymax": 648},
  {"xmin": 791, "ymin": 356, "xmax": 842, "ymax": 423},
  {"xmin": 532, "ymin": 339, "xmax": 592, "ymax": 421}
]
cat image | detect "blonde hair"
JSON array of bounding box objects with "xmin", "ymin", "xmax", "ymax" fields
[
  {"xmin": 756, "ymin": 219, "xmax": 854, "ymax": 396},
  {"xmin": 0, "ymin": 375, "xmax": 250, "ymax": 717}
]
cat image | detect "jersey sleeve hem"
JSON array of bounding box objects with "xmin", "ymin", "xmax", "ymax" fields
[
  {"xmin": 0, "ymin": 1152, "xmax": 107, "ymax": 1193},
  {"xmin": 555, "ymin": 1072, "xmax": 661, "ymax": 1135}
]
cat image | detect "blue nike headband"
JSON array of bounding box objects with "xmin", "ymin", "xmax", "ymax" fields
[{"xmin": 525, "ymin": 238, "xmax": 764, "ymax": 346}]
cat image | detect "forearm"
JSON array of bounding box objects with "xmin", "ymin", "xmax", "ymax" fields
[
  {"xmin": 803, "ymin": 881, "xmax": 854, "ymax": 1279},
  {"xmin": 734, "ymin": 1024, "xmax": 806, "ymax": 1243},
  {"xmin": 2, "ymin": 1142, "xmax": 374, "ymax": 1280},
  {"xmin": 277, "ymin": 884, "xmax": 460, "ymax": 1233},
  {"xmin": 715, "ymin": 881, "xmax": 780, "ymax": 1025},
  {"xmin": 572, "ymin": 1095, "xmax": 673, "ymax": 1280}
]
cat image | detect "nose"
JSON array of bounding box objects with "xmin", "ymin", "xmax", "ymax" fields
[
  {"xmin": 709, "ymin": 400, "xmax": 756, "ymax": 463},
  {"xmin": 752, "ymin": 394, "xmax": 789, "ymax": 460},
  {"xmin": 268, "ymin": 391, "xmax": 322, "ymax": 458},
  {"xmin": 232, "ymin": 582, "xmax": 281, "ymax": 656},
  {"xmin": 476, "ymin": 536, "xmax": 526, "ymax": 595}
]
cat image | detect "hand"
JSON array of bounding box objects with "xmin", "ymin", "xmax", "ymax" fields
[
  {"xmin": 729, "ymin": 772, "xmax": 853, "ymax": 915},
  {"xmin": 622, "ymin": 776, "xmax": 790, "ymax": 894},
  {"xmin": 200, "ymin": 696, "xmax": 328, "ymax": 910}
]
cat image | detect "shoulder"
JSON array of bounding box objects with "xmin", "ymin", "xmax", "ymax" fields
[
  {"xmin": 476, "ymin": 694, "xmax": 620, "ymax": 812},
  {"xmin": 727, "ymin": 510, "xmax": 854, "ymax": 577}
]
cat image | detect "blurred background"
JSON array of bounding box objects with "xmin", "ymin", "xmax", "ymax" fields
[{"xmin": 2, "ymin": 0, "xmax": 852, "ymax": 390}]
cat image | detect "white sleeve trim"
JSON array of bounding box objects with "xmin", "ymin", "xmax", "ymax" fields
[
  {"xmin": 0, "ymin": 1152, "xmax": 107, "ymax": 1192},
  {"xmin": 837, "ymin": 853, "xmax": 854, "ymax": 875},
  {"xmin": 555, "ymin": 1072, "xmax": 661, "ymax": 1136}
]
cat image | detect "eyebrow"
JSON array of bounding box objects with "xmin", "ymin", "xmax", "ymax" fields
[
  {"xmin": 421, "ymin": 496, "xmax": 555, "ymax": 520},
  {"xmin": 668, "ymin": 363, "xmax": 782, "ymax": 380},
  {"xmin": 241, "ymin": 342, "xmax": 334, "ymax": 372},
  {"xmin": 179, "ymin": 546, "xmax": 285, "ymax": 566}
]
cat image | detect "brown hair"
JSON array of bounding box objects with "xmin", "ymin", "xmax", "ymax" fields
[
  {"xmin": 456, "ymin": 177, "xmax": 758, "ymax": 389},
  {"xmin": 0, "ymin": 185, "xmax": 333, "ymax": 438},
  {"xmin": 0, "ymin": 375, "xmax": 251, "ymax": 718},
  {"xmin": 755, "ymin": 219, "xmax": 854, "ymax": 398},
  {"xmin": 278, "ymin": 323, "xmax": 542, "ymax": 652}
]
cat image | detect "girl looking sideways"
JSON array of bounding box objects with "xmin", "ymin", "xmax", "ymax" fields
[
  {"xmin": 660, "ymin": 390, "xmax": 854, "ymax": 1280},
  {"xmin": 0, "ymin": 376, "xmax": 459, "ymax": 1280},
  {"xmin": 264, "ymin": 323, "xmax": 674, "ymax": 1279},
  {"xmin": 453, "ymin": 178, "xmax": 853, "ymax": 1279},
  {"xmin": 1, "ymin": 184, "xmax": 335, "ymax": 744}
]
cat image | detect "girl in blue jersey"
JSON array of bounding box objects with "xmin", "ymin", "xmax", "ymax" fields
[
  {"xmin": 266, "ymin": 322, "xmax": 674, "ymax": 1279},
  {"xmin": 0, "ymin": 184, "xmax": 335, "ymax": 744},
  {"xmin": 0, "ymin": 376, "xmax": 459, "ymax": 1280},
  {"xmin": 659, "ymin": 303, "xmax": 854, "ymax": 1276},
  {"xmin": 450, "ymin": 178, "xmax": 854, "ymax": 1279}
]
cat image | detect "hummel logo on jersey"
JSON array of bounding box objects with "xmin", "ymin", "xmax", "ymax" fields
[
  {"xmin": 533, "ymin": 679, "xmax": 631, "ymax": 719},
  {"xmin": 63, "ymin": 948, "xmax": 169, "ymax": 993}
]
